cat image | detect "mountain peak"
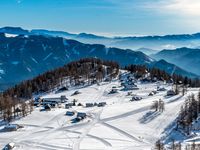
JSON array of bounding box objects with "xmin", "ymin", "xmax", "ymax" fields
[{"xmin": 0, "ymin": 26, "xmax": 30, "ymax": 35}]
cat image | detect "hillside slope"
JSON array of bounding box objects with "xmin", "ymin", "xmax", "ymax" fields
[
  {"xmin": 0, "ymin": 71, "xmax": 198, "ymax": 150},
  {"xmin": 152, "ymin": 47, "xmax": 200, "ymax": 75}
]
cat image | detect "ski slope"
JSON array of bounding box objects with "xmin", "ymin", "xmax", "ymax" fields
[{"xmin": 0, "ymin": 73, "xmax": 199, "ymax": 150}]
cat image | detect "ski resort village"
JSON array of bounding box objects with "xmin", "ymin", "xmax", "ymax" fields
[
  {"xmin": 0, "ymin": 58, "xmax": 200, "ymax": 150},
  {"xmin": 2, "ymin": 0, "xmax": 200, "ymax": 149}
]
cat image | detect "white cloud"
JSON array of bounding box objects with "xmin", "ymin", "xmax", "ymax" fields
[
  {"xmin": 162, "ymin": 44, "xmax": 176, "ymax": 50},
  {"xmin": 103, "ymin": 0, "xmax": 200, "ymax": 34},
  {"xmin": 166, "ymin": 0, "xmax": 200, "ymax": 16},
  {"xmin": 106, "ymin": 0, "xmax": 200, "ymax": 17},
  {"xmin": 145, "ymin": 0, "xmax": 200, "ymax": 17}
]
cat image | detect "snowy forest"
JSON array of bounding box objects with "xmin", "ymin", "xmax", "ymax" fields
[{"xmin": 0, "ymin": 58, "xmax": 119, "ymax": 122}]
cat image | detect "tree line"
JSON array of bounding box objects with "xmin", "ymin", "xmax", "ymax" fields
[
  {"xmin": 125, "ymin": 65, "xmax": 200, "ymax": 88},
  {"xmin": 151, "ymin": 99, "xmax": 165, "ymax": 112},
  {"xmin": 154, "ymin": 91, "xmax": 200, "ymax": 150},
  {"xmin": 0, "ymin": 96, "xmax": 34, "ymax": 122},
  {"xmin": 176, "ymin": 92, "xmax": 200, "ymax": 135},
  {"xmin": 155, "ymin": 139, "xmax": 200, "ymax": 150},
  {"xmin": 3, "ymin": 58, "xmax": 119, "ymax": 99}
]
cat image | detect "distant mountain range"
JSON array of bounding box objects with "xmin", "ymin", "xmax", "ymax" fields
[
  {"xmin": 0, "ymin": 30, "xmax": 197, "ymax": 91},
  {"xmin": 152, "ymin": 47, "xmax": 200, "ymax": 75},
  {"xmin": 1, "ymin": 26, "xmax": 200, "ymax": 51}
]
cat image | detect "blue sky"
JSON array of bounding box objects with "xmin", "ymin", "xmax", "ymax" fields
[{"xmin": 0, "ymin": 0, "xmax": 200, "ymax": 36}]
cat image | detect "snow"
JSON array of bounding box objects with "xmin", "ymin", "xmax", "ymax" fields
[
  {"xmin": 104, "ymin": 48, "xmax": 109, "ymax": 55},
  {"xmin": 0, "ymin": 69, "xmax": 4, "ymax": 74},
  {"xmin": 0, "ymin": 72, "xmax": 199, "ymax": 150},
  {"xmin": 42, "ymin": 44, "xmax": 47, "ymax": 51},
  {"xmin": 12, "ymin": 61, "xmax": 19, "ymax": 65},
  {"xmin": 63, "ymin": 39, "xmax": 69, "ymax": 46},
  {"xmin": 31, "ymin": 57, "xmax": 38, "ymax": 64},
  {"xmin": 89, "ymin": 48, "xmax": 96, "ymax": 53},
  {"xmin": 26, "ymin": 67, "xmax": 32, "ymax": 72},
  {"xmin": 43, "ymin": 53, "xmax": 53, "ymax": 61},
  {"xmin": 72, "ymin": 46, "xmax": 80, "ymax": 55},
  {"xmin": 5, "ymin": 33, "xmax": 18, "ymax": 38}
]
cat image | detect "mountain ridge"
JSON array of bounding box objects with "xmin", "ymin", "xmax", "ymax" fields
[
  {"xmin": 0, "ymin": 28, "xmax": 198, "ymax": 91},
  {"xmin": 2, "ymin": 26, "xmax": 200, "ymax": 50},
  {"xmin": 152, "ymin": 47, "xmax": 200, "ymax": 75}
]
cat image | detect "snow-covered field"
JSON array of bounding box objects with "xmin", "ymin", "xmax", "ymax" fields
[{"xmin": 0, "ymin": 73, "xmax": 199, "ymax": 150}]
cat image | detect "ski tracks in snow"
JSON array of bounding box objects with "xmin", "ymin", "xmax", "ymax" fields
[{"xmin": 73, "ymin": 108, "xmax": 105, "ymax": 150}]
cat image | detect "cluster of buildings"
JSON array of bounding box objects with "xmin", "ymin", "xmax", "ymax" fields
[
  {"xmin": 120, "ymin": 75, "xmax": 139, "ymax": 91},
  {"xmin": 34, "ymin": 95, "xmax": 69, "ymax": 110},
  {"xmin": 130, "ymin": 95, "xmax": 142, "ymax": 101},
  {"xmin": 66, "ymin": 111, "xmax": 87, "ymax": 123},
  {"xmin": 85, "ymin": 102, "xmax": 107, "ymax": 108},
  {"xmin": 4, "ymin": 124, "xmax": 24, "ymax": 132}
]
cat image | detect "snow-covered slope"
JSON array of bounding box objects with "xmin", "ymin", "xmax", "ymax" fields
[{"xmin": 0, "ymin": 71, "xmax": 198, "ymax": 150}]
